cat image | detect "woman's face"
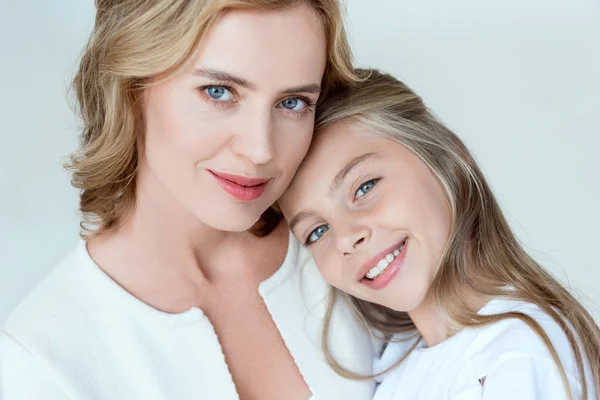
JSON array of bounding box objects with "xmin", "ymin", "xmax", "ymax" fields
[
  {"xmin": 279, "ymin": 121, "xmax": 452, "ymax": 313},
  {"xmin": 141, "ymin": 4, "xmax": 326, "ymax": 231}
]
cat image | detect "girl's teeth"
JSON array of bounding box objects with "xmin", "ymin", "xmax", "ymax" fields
[{"xmin": 365, "ymin": 242, "xmax": 406, "ymax": 280}]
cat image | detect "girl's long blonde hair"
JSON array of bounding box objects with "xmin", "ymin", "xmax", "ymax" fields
[
  {"xmin": 68, "ymin": 0, "xmax": 357, "ymax": 238},
  {"xmin": 316, "ymin": 69, "xmax": 600, "ymax": 399}
]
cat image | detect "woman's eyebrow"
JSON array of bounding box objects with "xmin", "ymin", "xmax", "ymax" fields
[{"xmin": 193, "ymin": 68, "xmax": 253, "ymax": 88}]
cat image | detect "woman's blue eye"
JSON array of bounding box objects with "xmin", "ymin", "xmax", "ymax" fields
[
  {"xmin": 280, "ymin": 97, "xmax": 307, "ymax": 111},
  {"xmin": 355, "ymin": 179, "xmax": 378, "ymax": 199},
  {"xmin": 307, "ymin": 225, "xmax": 329, "ymax": 244},
  {"xmin": 205, "ymin": 86, "xmax": 233, "ymax": 101}
]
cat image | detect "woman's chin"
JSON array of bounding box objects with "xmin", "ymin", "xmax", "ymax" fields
[{"xmin": 195, "ymin": 209, "xmax": 265, "ymax": 233}]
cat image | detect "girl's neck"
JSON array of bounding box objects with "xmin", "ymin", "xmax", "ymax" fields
[
  {"xmin": 408, "ymin": 293, "xmax": 490, "ymax": 348},
  {"xmin": 408, "ymin": 295, "xmax": 453, "ymax": 348}
]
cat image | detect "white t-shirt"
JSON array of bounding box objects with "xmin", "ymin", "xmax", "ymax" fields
[
  {"xmin": 372, "ymin": 299, "xmax": 595, "ymax": 400},
  {"xmin": 0, "ymin": 234, "xmax": 378, "ymax": 399}
]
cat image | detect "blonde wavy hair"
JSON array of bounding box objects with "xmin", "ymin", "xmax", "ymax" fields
[
  {"xmin": 316, "ymin": 69, "xmax": 600, "ymax": 399},
  {"xmin": 68, "ymin": 0, "xmax": 357, "ymax": 238}
]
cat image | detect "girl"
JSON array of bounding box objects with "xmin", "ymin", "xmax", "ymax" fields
[
  {"xmin": 0, "ymin": 2, "xmax": 378, "ymax": 399},
  {"xmin": 280, "ymin": 69, "xmax": 600, "ymax": 399}
]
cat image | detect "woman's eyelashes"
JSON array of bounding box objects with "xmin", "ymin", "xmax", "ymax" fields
[
  {"xmin": 199, "ymin": 84, "xmax": 236, "ymax": 107},
  {"xmin": 205, "ymin": 85, "xmax": 234, "ymax": 101},
  {"xmin": 278, "ymin": 96, "xmax": 316, "ymax": 117},
  {"xmin": 198, "ymin": 84, "xmax": 315, "ymax": 116}
]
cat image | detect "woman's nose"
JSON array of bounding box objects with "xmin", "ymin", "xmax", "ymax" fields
[{"xmin": 230, "ymin": 108, "xmax": 274, "ymax": 165}]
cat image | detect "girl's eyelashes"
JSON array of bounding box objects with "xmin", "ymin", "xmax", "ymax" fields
[
  {"xmin": 302, "ymin": 179, "xmax": 380, "ymax": 246},
  {"xmin": 305, "ymin": 224, "xmax": 329, "ymax": 245},
  {"xmin": 354, "ymin": 178, "xmax": 379, "ymax": 199}
]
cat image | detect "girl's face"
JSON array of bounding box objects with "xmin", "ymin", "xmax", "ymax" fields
[
  {"xmin": 279, "ymin": 120, "xmax": 452, "ymax": 312},
  {"xmin": 140, "ymin": 4, "xmax": 327, "ymax": 231}
]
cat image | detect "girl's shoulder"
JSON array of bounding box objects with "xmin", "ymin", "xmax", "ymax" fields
[
  {"xmin": 453, "ymin": 299, "xmax": 590, "ymax": 398},
  {"xmin": 372, "ymin": 299, "xmax": 593, "ymax": 399},
  {"xmin": 466, "ymin": 298, "xmax": 572, "ymax": 360}
]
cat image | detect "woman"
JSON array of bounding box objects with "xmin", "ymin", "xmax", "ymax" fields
[
  {"xmin": 279, "ymin": 69, "xmax": 600, "ymax": 399},
  {"xmin": 0, "ymin": 1, "xmax": 378, "ymax": 399}
]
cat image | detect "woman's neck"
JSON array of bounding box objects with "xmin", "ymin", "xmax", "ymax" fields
[
  {"xmin": 113, "ymin": 177, "xmax": 243, "ymax": 273},
  {"xmin": 86, "ymin": 172, "xmax": 287, "ymax": 313}
]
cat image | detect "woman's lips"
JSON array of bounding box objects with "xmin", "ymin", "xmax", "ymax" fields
[{"xmin": 209, "ymin": 170, "xmax": 270, "ymax": 201}]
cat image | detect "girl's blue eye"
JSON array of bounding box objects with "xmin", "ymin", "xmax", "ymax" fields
[
  {"xmin": 280, "ymin": 97, "xmax": 307, "ymax": 111},
  {"xmin": 355, "ymin": 179, "xmax": 378, "ymax": 199},
  {"xmin": 205, "ymin": 86, "xmax": 233, "ymax": 101},
  {"xmin": 307, "ymin": 225, "xmax": 329, "ymax": 244}
]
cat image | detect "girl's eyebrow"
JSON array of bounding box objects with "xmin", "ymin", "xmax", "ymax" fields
[
  {"xmin": 328, "ymin": 152, "xmax": 378, "ymax": 195},
  {"xmin": 288, "ymin": 209, "xmax": 317, "ymax": 234}
]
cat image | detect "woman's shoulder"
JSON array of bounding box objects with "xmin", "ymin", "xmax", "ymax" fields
[{"xmin": 2, "ymin": 241, "xmax": 105, "ymax": 351}]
